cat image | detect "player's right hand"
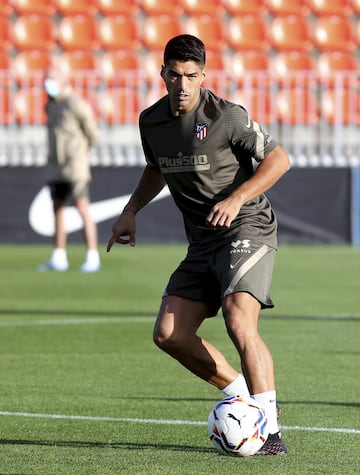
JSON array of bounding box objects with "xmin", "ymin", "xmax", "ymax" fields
[{"xmin": 106, "ymin": 212, "xmax": 136, "ymax": 252}]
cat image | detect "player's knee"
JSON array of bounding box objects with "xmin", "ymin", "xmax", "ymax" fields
[{"xmin": 153, "ymin": 327, "xmax": 180, "ymax": 354}]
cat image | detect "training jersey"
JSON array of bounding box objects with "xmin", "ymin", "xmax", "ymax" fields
[{"xmin": 139, "ymin": 88, "xmax": 278, "ymax": 247}]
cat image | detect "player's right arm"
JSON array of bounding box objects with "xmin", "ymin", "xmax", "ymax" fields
[{"xmin": 106, "ymin": 165, "xmax": 166, "ymax": 251}]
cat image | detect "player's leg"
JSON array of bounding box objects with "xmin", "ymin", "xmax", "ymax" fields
[
  {"xmin": 153, "ymin": 295, "xmax": 249, "ymax": 395},
  {"xmin": 73, "ymin": 181, "xmax": 100, "ymax": 272}
]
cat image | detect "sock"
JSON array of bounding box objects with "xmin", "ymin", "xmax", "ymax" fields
[
  {"xmin": 252, "ymin": 390, "xmax": 279, "ymax": 435},
  {"xmin": 85, "ymin": 249, "xmax": 100, "ymax": 264},
  {"xmin": 222, "ymin": 374, "xmax": 250, "ymax": 398},
  {"xmin": 51, "ymin": 248, "xmax": 68, "ymax": 265}
]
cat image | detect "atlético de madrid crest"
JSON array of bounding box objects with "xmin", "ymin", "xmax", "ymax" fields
[{"xmin": 195, "ymin": 122, "xmax": 208, "ymax": 140}]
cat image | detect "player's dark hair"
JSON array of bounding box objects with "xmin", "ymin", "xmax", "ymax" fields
[{"xmin": 163, "ymin": 34, "xmax": 206, "ymax": 67}]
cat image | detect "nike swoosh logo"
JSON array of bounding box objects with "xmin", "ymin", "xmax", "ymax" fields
[
  {"xmin": 245, "ymin": 115, "xmax": 252, "ymax": 128},
  {"xmin": 28, "ymin": 186, "xmax": 171, "ymax": 236}
]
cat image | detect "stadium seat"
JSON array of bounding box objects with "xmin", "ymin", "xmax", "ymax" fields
[
  {"xmin": 264, "ymin": 0, "xmax": 310, "ymax": 16},
  {"xmin": 230, "ymin": 88, "xmax": 274, "ymax": 125},
  {"xmin": 317, "ymin": 52, "xmax": 359, "ymax": 87},
  {"xmin": 0, "ymin": 52, "xmax": 11, "ymax": 87},
  {"xmin": 276, "ymin": 88, "xmax": 319, "ymax": 124},
  {"xmin": 351, "ymin": 0, "xmax": 360, "ymax": 14},
  {"xmin": 185, "ymin": 16, "xmax": 227, "ymax": 52},
  {"xmin": 231, "ymin": 51, "xmax": 271, "ymax": 88},
  {"xmin": 180, "ymin": 0, "xmax": 225, "ymax": 16},
  {"xmin": 14, "ymin": 88, "xmax": 47, "ymax": 124},
  {"xmin": 143, "ymin": 16, "xmax": 182, "ymax": 51},
  {"xmin": 58, "ymin": 15, "xmax": 100, "ymax": 51},
  {"xmin": 0, "ymin": 1, "xmax": 13, "ymax": 15},
  {"xmin": 58, "ymin": 51, "xmax": 99, "ymax": 87},
  {"xmin": 273, "ymin": 51, "xmax": 316, "ymax": 88},
  {"xmin": 0, "ymin": 89, "xmax": 14, "ymax": 125},
  {"xmin": 97, "ymin": 0, "xmax": 140, "ymax": 15},
  {"xmin": 53, "ymin": 0, "xmax": 98, "ymax": 16},
  {"xmin": 100, "ymin": 51, "xmax": 140, "ymax": 87},
  {"xmin": 99, "ymin": 88, "xmax": 142, "ymax": 124},
  {"xmin": 12, "ymin": 15, "xmax": 56, "ymax": 51},
  {"xmin": 13, "ymin": 50, "xmax": 53, "ymax": 86},
  {"xmin": 143, "ymin": 50, "xmax": 164, "ymax": 84},
  {"xmin": 313, "ymin": 16, "xmax": 356, "ymax": 52},
  {"xmin": 11, "ymin": 0, "xmax": 56, "ymax": 15},
  {"xmin": 222, "ymin": 0, "xmax": 268, "ymax": 16},
  {"xmin": 227, "ymin": 15, "xmax": 270, "ymax": 52},
  {"xmin": 269, "ymin": 15, "xmax": 313, "ymax": 52},
  {"xmin": 0, "ymin": 17, "xmax": 12, "ymax": 51},
  {"xmin": 321, "ymin": 89, "xmax": 360, "ymax": 125},
  {"xmin": 140, "ymin": 0, "xmax": 183, "ymax": 16},
  {"xmin": 99, "ymin": 15, "xmax": 142, "ymax": 51},
  {"xmin": 307, "ymin": 0, "xmax": 353, "ymax": 16}
]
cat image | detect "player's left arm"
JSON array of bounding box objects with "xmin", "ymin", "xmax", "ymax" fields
[{"xmin": 207, "ymin": 145, "xmax": 290, "ymax": 228}]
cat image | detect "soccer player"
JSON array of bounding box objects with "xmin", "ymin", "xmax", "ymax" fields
[{"xmin": 107, "ymin": 35, "xmax": 290, "ymax": 455}]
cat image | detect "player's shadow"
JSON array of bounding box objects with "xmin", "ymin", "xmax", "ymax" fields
[{"xmin": 0, "ymin": 438, "xmax": 214, "ymax": 453}]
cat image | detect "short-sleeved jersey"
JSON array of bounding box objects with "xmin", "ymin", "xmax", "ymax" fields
[{"xmin": 139, "ymin": 88, "xmax": 278, "ymax": 247}]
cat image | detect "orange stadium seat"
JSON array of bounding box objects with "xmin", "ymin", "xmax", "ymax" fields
[
  {"xmin": 99, "ymin": 88, "xmax": 142, "ymax": 124},
  {"xmin": 276, "ymin": 88, "xmax": 319, "ymax": 124},
  {"xmin": 13, "ymin": 50, "xmax": 53, "ymax": 86},
  {"xmin": 143, "ymin": 16, "xmax": 182, "ymax": 50},
  {"xmin": 143, "ymin": 50, "xmax": 164, "ymax": 84},
  {"xmin": 231, "ymin": 51, "xmax": 271, "ymax": 88},
  {"xmin": 0, "ymin": 17, "xmax": 13, "ymax": 51},
  {"xmin": 313, "ymin": 16, "xmax": 356, "ymax": 52},
  {"xmin": 0, "ymin": 89, "xmax": 14, "ymax": 125},
  {"xmin": 307, "ymin": 0, "xmax": 353, "ymax": 16},
  {"xmin": 0, "ymin": 1, "xmax": 13, "ymax": 15},
  {"xmin": 227, "ymin": 15, "xmax": 270, "ymax": 52},
  {"xmin": 99, "ymin": 15, "xmax": 142, "ymax": 51},
  {"xmin": 14, "ymin": 88, "xmax": 47, "ymax": 124},
  {"xmin": 0, "ymin": 52, "xmax": 12, "ymax": 87},
  {"xmin": 97, "ymin": 0, "xmax": 140, "ymax": 15},
  {"xmin": 272, "ymin": 51, "xmax": 316, "ymax": 88},
  {"xmin": 264, "ymin": 0, "xmax": 310, "ymax": 16},
  {"xmin": 230, "ymin": 88, "xmax": 275, "ymax": 125},
  {"xmin": 140, "ymin": 0, "xmax": 183, "ymax": 16},
  {"xmin": 53, "ymin": 0, "xmax": 98, "ymax": 16},
  {"xmin": 12, "ymin": 15, "xmax": 56, "ymax": 51},
  {"xmin": 180, "ymin": 0, "xmax": 225, "ymax": 16},
  {"xmin": 11, "ymin": 0, "xmax": 56, "ymax": 15},
  {"xmin": 100, "ymin": 51, "xmax": 140, "ymax": 87},
  {"xmin": 58, "ymin": 15, "xmax": 100, "ymax": 51},
  {"xmin": 185, "ymin": 16, "xmax": 227, "ymax": 51},
  {"xmin": 202, "ymin": 51, "xmax": 229, "ymax": 96},
  {"xmin": 317, "ymin": 52, "xmax": 359, "ymax": 88},
  {"xmin": 321, "ymin": 89, "xmax": 360, "ymax": 125},
  {"xmin": 351, "ymin": 0, "xmax": 360, "ymax": 14},
  {"xmin": 58, "ymin": 51, "xmax": 99, "ymax": 87},
  {"xmin": 269, "ymin": 15, "xmax": 313, "ymax": 52},
  {"xmin": 222, "ymin": 0, "xmax": 268, "ymax": 16}
]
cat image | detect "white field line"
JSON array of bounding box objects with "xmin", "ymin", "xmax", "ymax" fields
[
  {"xmin": 0, "ymin": 411, "xmax": 359, "ymax": 435},
  {"xmin": 0, "ymin": 316, "xmax": 155, "ymax": 327}
]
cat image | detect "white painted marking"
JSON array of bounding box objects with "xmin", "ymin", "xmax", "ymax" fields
[
  {"xmin": 0, "ymin": 411, "xmax": 359, "ymax": 434},
  {"xmin": 0, "ymin": 316, "xmax": 155, "ymax": 328}
]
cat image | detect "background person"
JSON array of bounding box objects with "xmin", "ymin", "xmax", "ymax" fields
[
  {"xmin": 38, "ymin": 64, "xmax": 100, "ymax": 273},
  {"xmin": 107, "ymin": 35, "xmax": 290, "ymax": 455}
]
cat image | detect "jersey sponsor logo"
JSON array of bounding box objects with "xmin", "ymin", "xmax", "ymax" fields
[
  {"xmin": 195, "ymin": 122, "xmax": 208, "ymax": 140},
  {"xmin": 28, "ymin": 186, "xmax": 171, "ymax": 236},
  {"xmin": 230, "ymin": 239, "xmax": 251, "ymax": 269},
  {"xmin": 158, "ymin": 153, "xmax": 210, "ymax": 173}
]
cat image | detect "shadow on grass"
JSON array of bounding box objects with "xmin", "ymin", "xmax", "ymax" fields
[{"xmin": 0, "ymin": 438, "xmax": 214, "ymax": 453}]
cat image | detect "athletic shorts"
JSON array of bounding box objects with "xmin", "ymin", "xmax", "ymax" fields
[
  {"xmin": 49, "ymin": 180, "xmax": 89, "ymax": 202},
  {"xmin": 164, "ymin": 234, "xmax": 276, "ymax": 317}
]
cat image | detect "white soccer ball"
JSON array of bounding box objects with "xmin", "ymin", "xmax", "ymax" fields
[{"xmin": 207, "ymin": 396, "xmax": 268, "ymax": 457}]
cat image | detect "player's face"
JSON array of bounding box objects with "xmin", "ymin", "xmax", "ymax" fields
[{"xmin": 161, "ymin": 60, "xmax": 206, "ymax": 116}]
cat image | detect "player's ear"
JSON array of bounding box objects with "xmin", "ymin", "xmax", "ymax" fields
[
  {"xmin": 160, "ymin": 65, "xmax": 165, "ymax": 80},
  {"xmin": 200, "ymin": 68, "xmax": 206, "ymax": 84}
]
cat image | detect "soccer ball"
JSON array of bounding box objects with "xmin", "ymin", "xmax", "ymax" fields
[{"xmin": 207, "ymin": 396, "xmax": 268, "ymax": 457}]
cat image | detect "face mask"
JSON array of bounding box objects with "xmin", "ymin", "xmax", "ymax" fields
[{"xmin": 44, "ymin": 79, "xmax": 61, "ymax": 97}]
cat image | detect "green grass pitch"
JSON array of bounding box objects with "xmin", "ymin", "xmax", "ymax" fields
[{"xmin": 0, "ymin": 244, "xmax": 359, "ymax": 474}]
